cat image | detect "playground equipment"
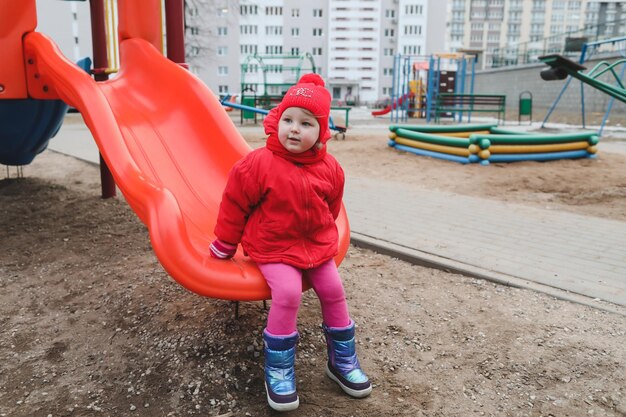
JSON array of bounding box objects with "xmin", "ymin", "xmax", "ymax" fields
[
  {"xmin": 388, "ymin": 124, "xmax": 598, "ymax": 165},
  {"xmin": 389, "ymin": 55, "xmax": 428, "ymax": 123},
  {"xmin": 539, "ymin": 54, "xmax": 626, "ymax": 103},
  {"xmin": 2, "ymin": 1, "xmax": 350, "ymax": 301},
  {"xmin": 0, "ymin": 2, "xmax": 69, "ymax": 166},
  {"xmin": 240, "ymin": 53, "xmax": 317, "ymax": 111},
  {"xmin": 222, "ymin": 94, "xmax": 237, "ymax": 112},
  {"xmin": 371, "ymin": 93, "xmax": 412, "ymax": 117},
  {"xmin": 426, "ymin": 53, "xmax": 478, "ymax": 123},
  {"xmin": 387, "ymin": 53, "xmax": 478, "ymax": 124},
  {"xmin": 540, "ymin": 36, "xmax": 626, "ymax": 135},
  {"xmin": 0, "ymin": 98, "xmax": 68, "ymax": 166},
  {"xmin": 220, "ymin": 95, "xmax": 349, "ymax": 139}
]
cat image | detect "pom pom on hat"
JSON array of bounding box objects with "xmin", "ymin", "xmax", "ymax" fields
[
  {"xmin": 298, "ymin": 73, "xmax": 326, "ymax": 86},
  {"xmin": 276, "ymin": 73, "xmax": 332, "ymax": 143}
]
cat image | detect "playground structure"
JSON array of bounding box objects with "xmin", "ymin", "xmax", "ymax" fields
[
  {"xmin": 239, "ymin": 52, "xmax": 317, "ymax": 120},
  {"xmin": 0, "ymin": 95, "xmax": 68, "ymax": 166},
  {"xmin": 235, "ymin": 53, "xmax": 353, "ymax": 136},
  {"xmin": 1, "ymin": 0, "xmax": 351, "ymax": 301},
  {"xmin": 220, "ymin": 94, "xmax": 349, "ymax": 139},
  {"xmin": 387, "ymin": 53, "xmax": 478, "ymax": 124},
  {"xmin": 388, "ymin": 124, "xmax": 598, "ymax": 165},
  {"xmin": 222, "ymin": 94, "xmax": 237, "ymax": 112},
  {"xmin": 540, "ymin": 36, "xmax": 626, "ymax": 136},
  {"xmin": 371, "ymin": 93, "xmax": 412, "ymax": 117}
]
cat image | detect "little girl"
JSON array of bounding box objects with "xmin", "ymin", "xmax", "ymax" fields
[{"xmin": 210, "ymin": 74, "xmax": 371, "ymax": 411}]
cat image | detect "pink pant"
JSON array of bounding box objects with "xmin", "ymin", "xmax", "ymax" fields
[{"xmin": 258, "ymin": 259, "xmax": 350, "ymax": 335}]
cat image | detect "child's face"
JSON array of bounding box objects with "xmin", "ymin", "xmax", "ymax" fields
[{"xmin": 278, "ymin": 107, "xmax": 320, "ymax": 154}]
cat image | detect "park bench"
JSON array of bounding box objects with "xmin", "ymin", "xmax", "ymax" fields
[{"xmin": 434, "ymin": 93, "xmax": 506, "ymax": 124}]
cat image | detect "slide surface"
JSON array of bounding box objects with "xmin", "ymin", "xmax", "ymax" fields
[
  {"xmin": 371, "ymin": 94, "xmax": 409, "ymax": 116},
  {"xmin": 371, "ymin": 105, "xmax": 392, "ymax": 117},
  {"xmin": 23, "ymin": 33, "xmax": 350, "ymax": 301}
]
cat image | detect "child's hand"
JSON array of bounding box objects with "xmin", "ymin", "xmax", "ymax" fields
[{"xmin": 209, "ymin": 239, "xmax": 237, "ymax": 259}]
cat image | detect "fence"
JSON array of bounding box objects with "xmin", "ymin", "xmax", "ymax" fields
[{"xmin": 491, "ymin": 18, "xmax": 626, "ymax": 69}]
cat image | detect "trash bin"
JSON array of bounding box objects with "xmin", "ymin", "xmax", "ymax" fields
[
  {"xmin": 242, "ymin": 97, "xmax": 256, "ymax": 120},
  {"xmin": 518, "ymin": 91, "xmax": 532, "ymax": 124}
]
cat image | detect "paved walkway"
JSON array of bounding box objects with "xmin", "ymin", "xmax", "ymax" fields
[
  {"xmin": 47, "ymin": 116, "xmax": 626, "ymax": 315},
  {"xmin": 345, "ymin": 177, "xmax": 626, "ymax": 314}
]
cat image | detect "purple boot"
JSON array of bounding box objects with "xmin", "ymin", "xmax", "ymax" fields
[
  {"xmin": 263, "ymin": 329, "xmax": 299, "ymax": 411},
  {"xmin": 323, "ymin": 320, "xmax": 372, "ymax": 398}
]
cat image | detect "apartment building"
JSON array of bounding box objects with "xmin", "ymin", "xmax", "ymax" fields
[
  {"xmin": 327, "ymin": 1, "xmax": 447, "ymax": 101},
  {"xmin": 446, "ymin": 0, "xmax": 626, "ymax": 68},
  {"xmin": 186, "ymin": 0, "xmax": 448, "ymax": 104},
  {"xmin": 26, "ymin": 1, "xmax": 448, "ymax": 105},
  {"xmin": 33, "ymin": 0, "xmax": 93, "ymax": 62}
]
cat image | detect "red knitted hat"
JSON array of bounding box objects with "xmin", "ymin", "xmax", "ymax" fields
[{"xmin": 276, "ymin": 73, "xmax": 332, "ymax": 143}]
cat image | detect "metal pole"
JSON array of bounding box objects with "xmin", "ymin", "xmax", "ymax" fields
[
  {"xmin": 164, "ymin": 0, "xmax": 186, "ymax": 67},
  {"xmin": 599, "ymin": 62, "xmax": 626, "ymax": 136},
  {"xmin": 426, "ymin": 55, "xmax": 435, "ymax": 123},
  {"xmin": 542, "ymin": 41, "xmax": 589, "ymax": 129},
  {"xmin": 390, "ymin": 54, "xmax": 399, "ymax": 124},
  {"xmin": 458, "ymin": 57, "xmax": 466, "ymax": 122},
  {"xmin": 89, "ymin": 0, "xmax": 116, "ymax": 199},
  {"xmin": 402, "ymin": 56, "xmax": 410, "ymax": 123},
  {"xmin": 579, "ymin": 44, "xmax": 589, "ymax": 128}
]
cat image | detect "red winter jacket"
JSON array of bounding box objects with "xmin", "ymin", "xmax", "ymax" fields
[{"xmin": 214, "ymin": 147, "xmax": 345, "ymax": 269}]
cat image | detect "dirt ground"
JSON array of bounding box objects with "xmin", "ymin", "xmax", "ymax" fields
[{"xmin": 1, "ymin": 120, "xmax": 626, "ymax": 417}]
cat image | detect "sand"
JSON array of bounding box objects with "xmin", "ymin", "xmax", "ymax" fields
[{"xmin": 1, "ymin": 121, "xmax": 625, "ymax": 416}]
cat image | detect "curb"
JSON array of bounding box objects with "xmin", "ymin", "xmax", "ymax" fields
[{"xmin": 350, "ymin": 232, "xmax": 626, "ymax": 317}]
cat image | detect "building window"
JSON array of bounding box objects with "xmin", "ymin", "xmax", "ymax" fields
[
  {"xmin": 266, "ymin": 26, "xmax": 283, "ymax": 35},
  {"xmin": 240, "ymin": 5, "xmax": 259, "ymax": 15},
  {"xmin": 313, "ymin": 28, "xmax": 323, "ymax": 36},
  {"xmin": 292, "ymin": 27, "xmax": 300, "ymax": 36},
  {"xmin": 240, "ymin": 25, "xmax": 258, "ymax": 35},
  {"xmin": 240, "ymin": 45, "xmax": 258, "ymax": 54},
  {"xmin": 313, "ymin": 9, "xmax": 323, "ymax": 17},
  {"xmin": 217, "ymin": 27, "xmax": 228, "ymax": 36},
  {"xmin": 404, "ymin": 25, "xmax": 422, "ymax": 35},
  {"xmin": 243, "ymin": 64, "xmax": 259, "ymax": 74},
  {"xmin": 405, "ymin": 4, "xmax": 424, "ymax": 15},
  {"xmin": 292, "ymin": 8, "xmax": 300, "ymax": 17},
  {"xmin": 312, "ymin": 47, "xmax": 323, "ymax": 55},
  {"xmin": 217, "ymin": 46, "xmax": 228, "ymax": 56},
  {"xmin": 266, "ymin": 6, "xmax": 283, "ymax": 16},
  {"xmin": 218, "ymin": 66, "xmax": 228, "ymax": 76},
  {"xmin": 403, "ymin": 45, "xmax": 422, "ymax": 54},
  {"xmin": 265, "ymin": 45, "xmax": 283, "ymax": 54}
]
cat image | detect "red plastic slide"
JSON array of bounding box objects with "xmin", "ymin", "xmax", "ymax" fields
[
  {"xmin": 371, "ymin": 104, "xmax": 393, "ymax": 117},
  {"xmin": 371, "ymin": 94, "xmax": 410, "ymax": 116},
  {"xmin": 23, "ymin": 33, "xmax": 350, "ymax": 301}
]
